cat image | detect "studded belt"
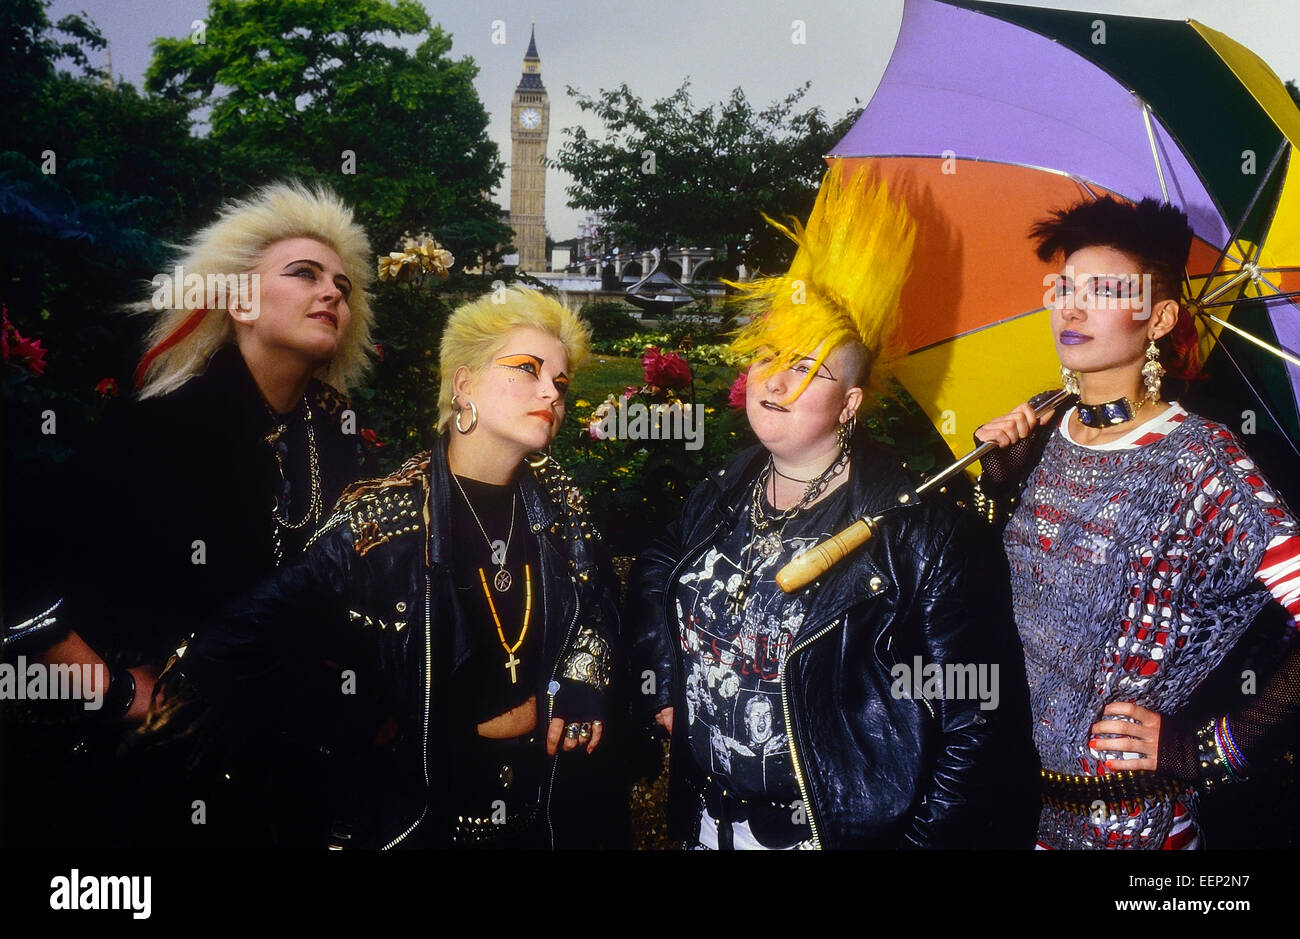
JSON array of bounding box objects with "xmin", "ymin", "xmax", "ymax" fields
[{"xmin": 1040, "ymin": 768, "xmax": 1185, "ymax": 815}]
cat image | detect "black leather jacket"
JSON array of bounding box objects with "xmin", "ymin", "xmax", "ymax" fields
[
  {"xmin": 176, "ymin": 437, "xmax": 618, "ymax": 849},
  {"xmin": 627, "ymin": 434, "xmax": 1040, "ymax": 848}
]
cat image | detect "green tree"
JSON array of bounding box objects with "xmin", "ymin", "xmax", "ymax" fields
[
  {"xmin": 552, "ymin": 80, "xmax": 860, "ymax": 278},
  {"xmin": 146, "ymin": 0, "xmax": 510, "ymax": 266},
  {"xmin": 146, "ymin": 0, "xmax": 519, "ymax": 470},
  {"xmin": 2, "ymin": 0, "xmax": 216, "ymax": 469}
]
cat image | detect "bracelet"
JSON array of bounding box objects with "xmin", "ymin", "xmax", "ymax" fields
[
  {"xmin": 1195, "ymin": 716, "xmax": 1240, "ymax": 789},
  {"xmin": 971, "ymin": 479, "xmax": 1000, "ymax": 524},
  {"xmin": 1217, "ymin": 716, "xmax": 1250, "ymax": 779}
]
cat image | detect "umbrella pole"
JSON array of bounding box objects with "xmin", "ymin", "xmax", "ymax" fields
[{"xmin": 775, "ymin": 389, "xmax": 1071, "ymax": 593}]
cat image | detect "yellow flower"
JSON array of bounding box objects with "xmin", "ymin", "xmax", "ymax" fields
[
  {"xmin": 378, "ymin": 233, "xmax": 455, "ymax": 282},
  {"xmin": 575, "ymin": 399, "xmax": 591, "ymax": 409}
]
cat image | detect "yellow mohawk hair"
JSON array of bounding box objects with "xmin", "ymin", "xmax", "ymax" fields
[{"xmin": 728, "ymin": 163, "xmax": 915, "ymax": 402}]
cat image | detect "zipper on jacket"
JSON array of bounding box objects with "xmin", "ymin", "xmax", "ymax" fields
[
  {"xmin": 543, "ymin": 554, "xmax": 582, "ymax": 850},
  {"xmin": 382, "ymin": 573, "xmax": 433, "ymax": 849},
  {"xmin": 778, "ymin": 614, "xmax": 845, "ymax": 850}
]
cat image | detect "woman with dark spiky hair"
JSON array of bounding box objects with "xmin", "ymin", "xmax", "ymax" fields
[{"xmin": 975, "ymin": 196, "xmax": 1300, "ymax": 849}]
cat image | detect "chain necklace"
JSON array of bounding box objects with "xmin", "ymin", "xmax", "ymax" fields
[
  {"xmin": 452, "ymin": 473, "xmax": 517, "ymax": 592},
  {"xmin": 268, "ymin": 402, "xmax": 323, "ymax": 567},
  {"xmin": 728, "ymin": 451, "xmax": 849, "ymax": 615}
]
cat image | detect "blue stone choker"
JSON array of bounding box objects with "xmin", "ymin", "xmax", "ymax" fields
[{"xmin": 1076, "ymin": 395, "xmax": 1149, "ymax": 428}]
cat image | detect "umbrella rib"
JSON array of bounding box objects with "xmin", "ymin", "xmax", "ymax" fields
[
  {"xmin": 1201, "ymin": 312, "xmax": 1300, "ymax": 368},
  {"xmin": 1141, "ymin": 102, "xmax": 1171, "ymax": 203},
  {"xmin": 1200, "ymin": 314, "xmax": 1300, "ymax": 458},
  {"xmin": 828, "ymin": 153, "xmax": 1118, "ymax": 196},
  {"xmin": 1191, "ymin": 141, "xmax": 1290, "ymax": 303},
  {"xmin": 1198, "ymin": 289, "xmax": 1300, "ymax": 311}
]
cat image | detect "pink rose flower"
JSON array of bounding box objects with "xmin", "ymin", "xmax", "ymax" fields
[
  {"xmin": 727, "ymin": 371, "xmax": 748, "ymax": 409},
  {"xmin": 641, "ymin": 346, "xmax": 692, "ymax": 391}
]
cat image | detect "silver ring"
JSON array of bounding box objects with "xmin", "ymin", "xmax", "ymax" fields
[
  {"xmin": 564, "ymin": 723, "xmax": 581, "ymax": 740},
  {"xmin": 578, "ymin": 722, "xmax": 592, "ymax": 739}
]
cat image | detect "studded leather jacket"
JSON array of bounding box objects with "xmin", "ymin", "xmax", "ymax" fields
[
  {"xmin": 175, "ymin": 436, "xmax": 618, "ymax": 849},
  {"xmin": 627, "ymin": 435, "xmax": 1041, "ymax": 848}
]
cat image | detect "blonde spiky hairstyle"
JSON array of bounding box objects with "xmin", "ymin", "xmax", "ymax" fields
[
  {"xmin": 135, "ymin": 180, "xmax": 374, "ymax": 398},
  {"xmin": 728, "ymin": 163, "xmax": 915, "ymax": 402},
  {"xmin": 436, "ymin": 286, "xmax": 591, "ymax": 434}
]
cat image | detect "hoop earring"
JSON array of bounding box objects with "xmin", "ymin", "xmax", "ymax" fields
[
  {"xmin": 455, "ymin": 399, "xmax": 478, "ymax": 434},
  {"xmin": 1141, "ymin": 338, "xmax": 1164, "ymax": 400},
  {"xmin": 1060, "ymin": 366, "xmax": 1080, "ymax": 396},
  {"xmin": 836, "ymin": 414, "xmax": 857, "ymax": 452}
]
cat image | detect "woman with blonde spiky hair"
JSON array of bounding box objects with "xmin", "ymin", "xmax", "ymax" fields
[
  {"xmin": 1, "ymin": 181, "xmax": 382, "ymax": 849},
  {"xmin": 163, "ymin": 285, "xmax": 622, "ymax": 849},
  {"xmin": 7, "ymin": 181, "xmax": 373, "ymax": 735},
  {"xmin": 135, "ymin": 179, "xmax": 375, "ymax": 401},
  {"xmin": 627, "ymin": 164, "xmax": 1040, "ymax": 849}
]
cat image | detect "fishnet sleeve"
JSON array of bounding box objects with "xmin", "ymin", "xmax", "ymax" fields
[
  {"xmin": 971, "ymin": 390, "xmax": 1072, "ymax": 526},
  {"xmin": 1160, "ymin": 534, "xmax": 1300, "ymax": 785}
]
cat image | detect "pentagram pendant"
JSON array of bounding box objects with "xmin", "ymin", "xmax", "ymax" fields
[
  {"xmin": 493, "ymin": 568, "xmax": 512, "ymax": 592},
  {"xmin": 757, "ymin": 532, "xmax": 784, "ymax": 558}
]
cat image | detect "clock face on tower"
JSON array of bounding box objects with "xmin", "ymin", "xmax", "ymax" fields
[{"xmin": 519, "ymin": 108, "xmax": 541, "ymax": 130}]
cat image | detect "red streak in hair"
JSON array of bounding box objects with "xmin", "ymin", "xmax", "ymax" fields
[{"xmin": 134, "ymin": 307, "xmax": 209, "ymax": 390}]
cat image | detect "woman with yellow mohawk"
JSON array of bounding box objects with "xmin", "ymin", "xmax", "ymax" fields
[{"xmin": 627, "ymin": 164, "xmax": 1039, "ymax": 849}]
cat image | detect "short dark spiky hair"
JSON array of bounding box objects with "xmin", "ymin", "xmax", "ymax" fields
[
  {"xmin": 1029, "ymin": 196, "xmax": 1193, "ymax": 304},
  {"xmin": 1031, "ymin": 195, "xmax": 1202, "ymax": 381}
]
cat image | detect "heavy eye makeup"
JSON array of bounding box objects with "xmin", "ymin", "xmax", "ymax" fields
[
  {"xmin": 791, "ymin": 356, "xmax": 835, "ymax": 381},
  {"xmin": 495, "ymin": 353, "xmax": 569, "ymax": 397},
  {"xmin": 284, "ymin": 260, "xmax": 352, "ymax": 298}
]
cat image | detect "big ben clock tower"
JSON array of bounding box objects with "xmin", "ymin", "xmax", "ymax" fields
[{"xmin": 509, "ymin": 25, "xmax": 549, "ymax": 272}]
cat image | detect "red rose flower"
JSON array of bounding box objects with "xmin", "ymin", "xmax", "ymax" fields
[
  {"xmin": 95, "ymin": 377, "xmax": 119, "ymax": 397},
  {"xmin": 2, "ymin": 309, "xmax": 47, "ymax": 376},
  {"xmin": 360, "ymin": 428, "xmax": 386, "ymax": 447},
  {"xmin": 727, "ymin": 370, "xmax": 748, "ymax": 409},
  {"xmin": 641, "ymin": 346, "xmax": 692, "ymax": 391},
  {"xmin": 11, "ymin": 334, "xmax": 47, "ymax": 376}
]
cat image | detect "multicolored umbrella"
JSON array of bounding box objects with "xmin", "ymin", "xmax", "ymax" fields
[{"xmin": 828, "ymin": 0, "xmax": 1300, "ymax": 469}]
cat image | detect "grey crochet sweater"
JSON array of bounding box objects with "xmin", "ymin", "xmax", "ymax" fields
[{"xmin": 1004, "ymin": 411, "xmax": 1297, "ymax": 848}]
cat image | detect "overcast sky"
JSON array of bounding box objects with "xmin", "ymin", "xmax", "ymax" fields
[{"xmin": 47, "ymin": 0, "xmax": 1300, "ymax": 241}]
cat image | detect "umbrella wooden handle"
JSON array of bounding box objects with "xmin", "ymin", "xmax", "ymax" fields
[{"xmin": 775, "ymin": 517, "xmax": 879, "ymax": 592}]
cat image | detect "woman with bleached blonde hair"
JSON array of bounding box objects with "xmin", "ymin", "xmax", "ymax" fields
[
  {"xmin": 6, "ymin": 181, "xmax": 372, "ymax": 732},
  {"xmin": 163, "ymin": 284, "xmax": 622, "ymax": 848},
  {"xmin": 135, "ymin": 179, "xmax": 374, "ymax": 401},
  {"xmin": 2, "ymin": 180, "xmax": 380, "ymax": 849}
]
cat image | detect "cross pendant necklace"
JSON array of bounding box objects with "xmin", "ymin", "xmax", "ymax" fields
[{"xmin": 478, "ymin": 564, "xmax": 532, "ymax": 685}]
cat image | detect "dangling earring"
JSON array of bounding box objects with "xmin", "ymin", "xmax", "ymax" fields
[
  {"xmin": 1141, "ymin": 337, "xmax": 1164, "ymax": 401},
  {"xmin": 836, "ymin": 413, "xmax": 857, "ymax": 452},
  {"xmin": 454, "ymin": 397, "xmax": 478, "ymax": 434},
  {"xmin": 1060, "ymin": 366, "xmax": 1080, "ymax": 396}
]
